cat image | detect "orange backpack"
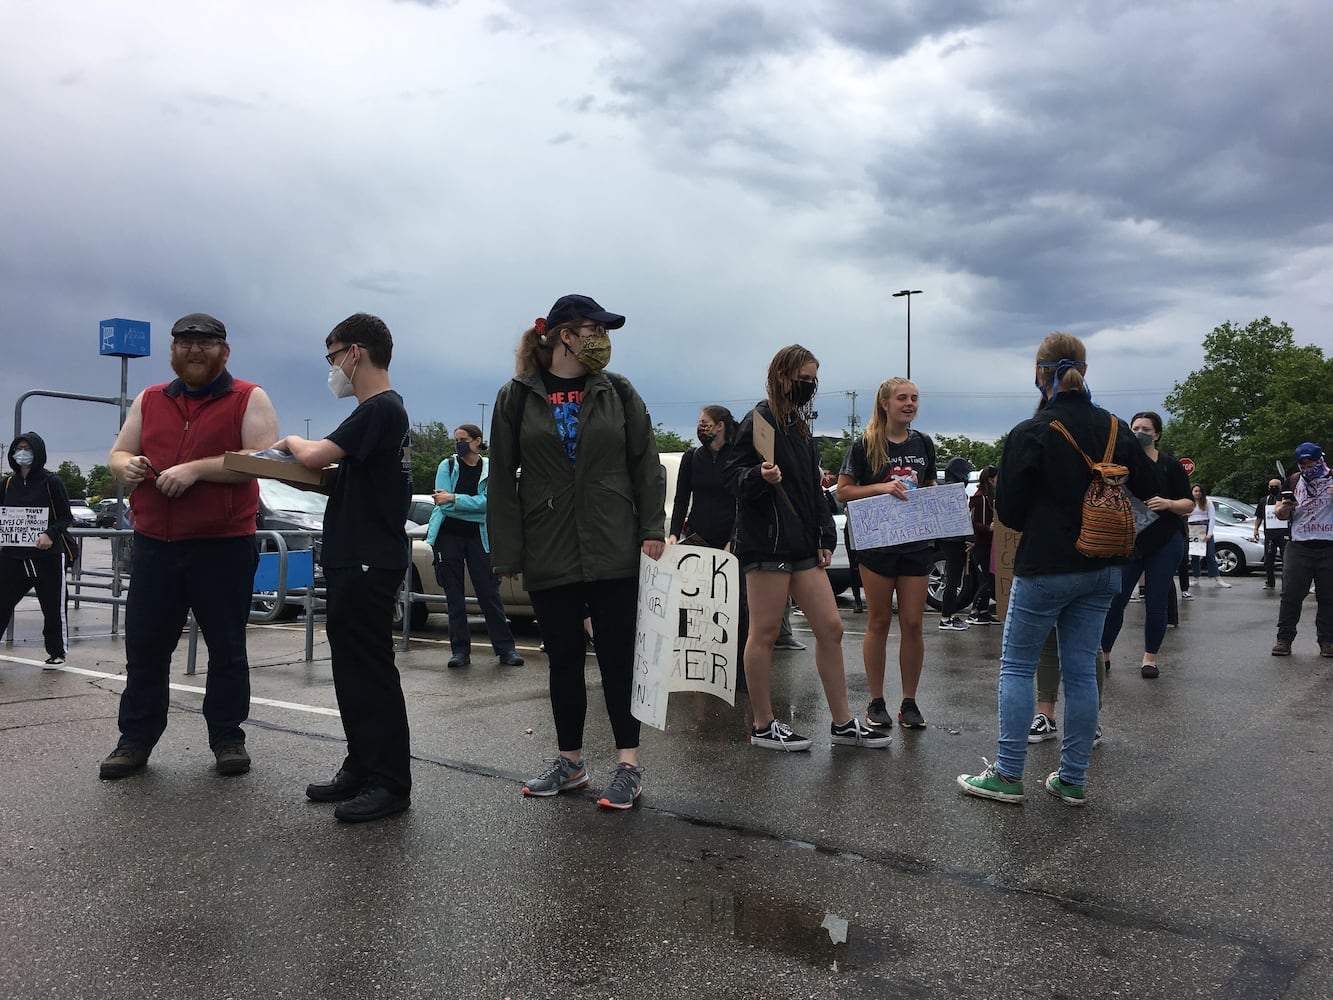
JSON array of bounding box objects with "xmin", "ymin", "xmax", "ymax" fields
[{"xmin": 1049, "ymin": 416, "xmax": 1136, "ymax": 558}]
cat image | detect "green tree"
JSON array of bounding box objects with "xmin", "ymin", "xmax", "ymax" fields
[
  {"xmin": 819, "ymin": 430, "xmax": 854, "ymax": 477},
  {"xmin": 934, "ymin": 433, "xmax": 1006, "ymax": 472},
  {"xmin": 85, "ymin": 464, "xmax": 113, "ymax": 499},
  {"xmin": 409, "ymin": 421, "xmax": 453, "ymax": 494},
  {"xmin": 55, "ymin": 461, "xmax": 87, "ymax": 499},
  {"xmin": 1162, "ymin": 317, "xmax": 1333, "ymax": 497},
  {"xmin": 654, "ymin": 424, "xmax": 692, "ymax": 454}
]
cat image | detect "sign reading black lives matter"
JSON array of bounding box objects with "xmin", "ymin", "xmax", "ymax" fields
[
  {"xmin": 846, "ymin": 482, "xmax": 971, "ymax": 549},
  {"xmin": 632, "ymin": 545, "xmax": 742, "ymax": 731},
  {"xmin": 0, "ymin": 507, "xmax": 48, "ymax": 546}
]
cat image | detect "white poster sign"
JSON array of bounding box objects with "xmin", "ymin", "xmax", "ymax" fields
[
  {"xmin": 846, "ymin": 483, "xmax": 972, "ymax": 551},
  {"xmin": 667, "ymin": 545, "xmax": 741, "ymax": 706},
  {"xmin": 1188, "ymin": 523, "xmax": 1207, "ymax": 559},
  {"xmin": 0, "ymin": 506, "xmax": 48, "ymax": 546},
  {"xmin": 631, "ymin": 552, "xmax": 680, "ymax": 731}
]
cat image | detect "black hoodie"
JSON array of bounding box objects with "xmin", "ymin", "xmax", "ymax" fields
[{"xmin": 2, "ymin": 431, "xmax": 73, "ymax": 561}]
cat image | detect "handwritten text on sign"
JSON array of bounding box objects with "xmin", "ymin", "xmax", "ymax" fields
[
  {"xmin": 631, "ymin": 552, "xmax": 680, "ymax": 731},
  {"xmin": 0, "ymin": 507, "xmax": 48, "ymax": 546},
  {"xmin": 846, "ymin": 483, "xmax": 972, "ymax": 550},
  {"xmin": 668, "ymin": 545, "xmax": 741, "ymax": 706}
]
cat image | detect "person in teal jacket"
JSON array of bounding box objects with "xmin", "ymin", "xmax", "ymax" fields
[{"xmin": 426, "ymin": 423, "xmax": 523, "ymax": 669}]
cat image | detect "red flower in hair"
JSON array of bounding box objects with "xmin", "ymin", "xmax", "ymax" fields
[{"xmin": 534, "ymin": 317, "xmax": 546, "ymax": 335}]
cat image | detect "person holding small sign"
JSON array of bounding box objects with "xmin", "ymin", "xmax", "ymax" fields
[
  {"xmin": 1, "ymin": 432, "xmax": 74, "ymax": 667},
  {"xmin": 836, "ymin": 377, "xmax": 936, "ymax": 731},
  {"xmin": 725, "ymin": 345, "xmax": 888, "ymax": 751}
]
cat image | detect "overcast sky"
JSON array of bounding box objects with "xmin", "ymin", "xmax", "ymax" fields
[{"xmin": 3, "ymin": 0, "xmax": 1331, "ymax": 475}]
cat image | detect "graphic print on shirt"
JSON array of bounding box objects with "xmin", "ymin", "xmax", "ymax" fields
[{"xmin": 548, "ymin": 387, "xmax": 583, "ymax": 464}]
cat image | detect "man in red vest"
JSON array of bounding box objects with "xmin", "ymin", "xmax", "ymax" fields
[{"xmin": 99, "ymin": 313, "xmax": 278, "ymax": 780}]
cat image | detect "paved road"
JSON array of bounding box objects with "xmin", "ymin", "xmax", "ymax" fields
[{"xmin": 1, "ymin": 567, "xmax": 1329, "ymax": 999}]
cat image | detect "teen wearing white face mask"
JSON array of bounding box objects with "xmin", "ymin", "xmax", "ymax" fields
[{"xmin": 1, "ymin": 431, "xmax": 74, "ymax": 666}]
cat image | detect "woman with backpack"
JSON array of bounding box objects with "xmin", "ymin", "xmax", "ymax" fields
[
  {"xmin": 957, "ymin": 332, "xmax": 1160, "ymax": 807},
  {"xmin": 425, "ymin": 423, "xmax": 523, "ymax": 670},
  {"xmin": 487, "ymin": 294, "xmax": 665, "ymax": 810}
]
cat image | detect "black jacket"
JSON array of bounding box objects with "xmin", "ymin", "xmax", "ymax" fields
[
  {"xmin": 2, "ymin": 431, "xmax": 73, "ymax": 561},
  {"xmin": 996, "ymin": 393, "xmax": 1162, "ymax": 576},
  {"xmin": 724, "ymin": 401, "xmax": 835, "ymax": 561},
  {"xmin": 669, "ymin": 443, "xmax": 737, "ymax": 547}
]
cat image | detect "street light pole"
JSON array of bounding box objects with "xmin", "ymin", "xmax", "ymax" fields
[
  {"xmin": 478, "ymin": 402, "xmax": 488, "ymax": 434},
  {"xmin": 892, "ymin": 289, "xmax": 923, "ymax": 378},
  {"xmin": 304, "ymin": 418, "xmax": 311, "ymax": 439}
]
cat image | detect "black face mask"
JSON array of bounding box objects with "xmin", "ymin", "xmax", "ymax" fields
[
  {"xmin": 790, "ymin": 380, "xmax": 817, "ymax": 407},
  {"xmin": 454, "ymin": 440, "xmax": 471, "ymax": 459}
]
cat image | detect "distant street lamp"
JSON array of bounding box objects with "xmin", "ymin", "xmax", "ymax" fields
[
  {"xmin": 478, "ymin": 402, "xmax": 488, "ymax": 435},
  {"xmin": 892, "ymin": 289, "xmax": 923, "ymax": 378},
  {"xmin": 304, "ymin": 418, "xmax": 311, "ymax": 439}
]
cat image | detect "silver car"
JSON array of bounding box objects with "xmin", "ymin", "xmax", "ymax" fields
[{"xmin": 1209, "ymin": 496, "xmax": 1266, "ymax": 576}]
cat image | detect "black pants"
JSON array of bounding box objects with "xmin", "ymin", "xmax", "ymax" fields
[
  {"xmin": 969, "ymin": 540, "xmax": 994, "ymax": 613},
  {"xmin": 939, "ymin": 539, "xmax": 968, "ymax": 618},
  {"xmin": 433, "ymin": 534, "xmax": 516, "ymax": 658},
  {"xmin": 1264, "ymin": 531, "xmax": 1289, "ymax": 587},
  {"xmin": 325, "ymin": 565, "xmax": 412, "ymax": 795},
  {"xmin": 1275, "ymin": 541, "xmax": 1333, "ymax": 645},
  {"xmin": 118, "ymin": 535, "xmax": 256, "ymax": 749},
  {"xmin": 843, "ymin": 520, "xmax": 863, "ymax": 607},
  {"xmin": 0, "ymin": 554, "xmax": 67, "ymax": 658},
  {"xmin": 530, "ymin": 578, "xmax": 640, "ymax": 752}
]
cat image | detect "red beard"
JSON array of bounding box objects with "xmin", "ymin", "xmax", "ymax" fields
[{"xmin": 170, "ymin": 349, "xmax": 228, "ymax": 390}]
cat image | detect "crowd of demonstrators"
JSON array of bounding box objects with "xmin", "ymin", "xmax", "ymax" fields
[
  {"xmin": 488, "ymin": 295, "xmax": 665, "ymax": 810},
  {"xmin": 1271, "ymin": 442, "xmax": 1333, "ymax": 658},
  {"xmin": 1, "ymin": 432, "xmax": 73, "ymax": 666},
  {"xmin": 1188, "ymin": 485, "xmax": 1233, "ymax": 589},
  {"xmin": 425, "ymin": 423, "xmax": 524, "ymax": 670},
  {"xmin": 935, "ymin": 456, "xmax": 974, "ymax": 633},
  {"xmin": 283, "ymin": 314, "xmax": 415, "ymax": 823},
  {"xmin": 99, "ymin": 313, "xmax": 278, "ymax": 781},
  {"xmin": 1253, "ymin": 478, "xmax": 1290, "ymax": 591},
  {"xmin": 836, "ymin": 377, "xmax": 935, "ymax": 732},
  {"xmin": 958, "ymin": 332, "xmax": 1161, "ymax": 807},
  {"xmin": 1098, "ymin": 411, "xmax": 1194, "ymax": 680},
  {"xmin": 726, "ymin": 345, "xmax": 888, "ymax": 752},
  {"xmin": 966, "ymin": 466, "xmax": 998, "ymax": 625}
]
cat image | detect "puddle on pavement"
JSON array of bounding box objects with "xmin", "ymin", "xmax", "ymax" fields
[{"xmin": 677, "ymin": 891, "xmax": 904, "ymax": 972}]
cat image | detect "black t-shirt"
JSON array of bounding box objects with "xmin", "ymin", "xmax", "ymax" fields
[
  {"xmin": 322, "ymin": 389, "xmax": 412, "ymax": 570},
  {"xmin": 540, "ymin": 370, "xmax": 588, "ymax": 464},
  {"xmin": 1135, "ymin": 451, "xmax": 1192, "ymax": 555},
  {"xmin": 441, "ymin": 459, "xmax": 483, "ymax": 539},
  {"xmin": 839, "ymin": 430, "xmax": 937, "ymax": 552}
]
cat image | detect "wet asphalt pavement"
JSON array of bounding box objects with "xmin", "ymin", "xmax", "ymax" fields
[{"xmin": 1, "ymin": 558, "xmax": 1330, "ymax": 1000}]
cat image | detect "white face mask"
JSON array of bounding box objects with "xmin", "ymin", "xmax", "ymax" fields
[
  {"xmin": 13, "ymin": 448, "xmax": 34, "ymax": 466},
  {"xmin": 327, "ymin": 360, "xmax": 357, "ymax": 399}
]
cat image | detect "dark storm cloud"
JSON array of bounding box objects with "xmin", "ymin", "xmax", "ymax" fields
[{"xmin": 818, "ymin": 0, "xmax": 999, "ymax": 57}]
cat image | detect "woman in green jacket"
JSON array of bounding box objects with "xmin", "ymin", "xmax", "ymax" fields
[{"xmin": 487, "ymin": 294, "xmax": 665, "ymax": 810}]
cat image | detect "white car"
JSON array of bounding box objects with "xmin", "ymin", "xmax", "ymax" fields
[{"xmin": 1209, "ymin": 496, "xmax": 1266, "ymax": 576}]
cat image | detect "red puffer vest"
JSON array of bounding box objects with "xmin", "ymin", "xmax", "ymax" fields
[{"xmin": 130, "ymin": 372, "xmax": 259, "ymax": 541}]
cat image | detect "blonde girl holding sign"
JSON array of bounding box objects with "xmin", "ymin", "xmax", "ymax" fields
[{"xmin": 836, "ymin": 378, "xmax": 937, "ymax": 731}]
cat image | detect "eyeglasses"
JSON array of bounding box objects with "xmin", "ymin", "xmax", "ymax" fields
[
  {"xmin": 325, "ymin": 344, "xmax": 358, "ymax": 366},
  {"xmin": 574, "ymin": 323, "xmax": 607, "ymax": 337},
  {"xmin": 174, "ymin": 335, "xmax": 224, "ymax": 351}
]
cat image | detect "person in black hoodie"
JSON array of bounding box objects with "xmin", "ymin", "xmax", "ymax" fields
[
  {"xmin": 1, "ymin": 432, "xmax": 73, "ymax": 666},
  {"xmin": 725, "ymin": 345, "xmax": 888, "ymax": 752}
]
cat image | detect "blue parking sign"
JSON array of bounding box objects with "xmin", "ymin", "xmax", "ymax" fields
[{"xmin": 100, "ymin": 318, "xmax": 151, "ymax": 358}]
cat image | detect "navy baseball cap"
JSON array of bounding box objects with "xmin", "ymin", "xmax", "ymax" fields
[
  {"xmin": 545, "ymin": 295, "xmax": 625, "ymax": 331},
  {"xmin": 171, "ymin": 313, "xmax": 227, "ymax": 340},
  {"xmin": 1294, "ymin": 442, "xmax": 1323, "ymax": 462}
]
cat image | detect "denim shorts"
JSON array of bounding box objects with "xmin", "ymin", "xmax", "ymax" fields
[{"xmin": 740, "ymin": 555, "xmax": 820, "ymax": 575}]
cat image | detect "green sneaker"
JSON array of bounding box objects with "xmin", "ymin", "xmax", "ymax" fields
[
  {"xmin": 956, "ymin": 757, "xmax": 1025, "ymax": 803},
  {"xmin": 1044, "ymin": 771, "xmax": 1087, "ymax": 807}
]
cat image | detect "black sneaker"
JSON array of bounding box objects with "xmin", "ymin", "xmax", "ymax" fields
[
  {"xmin": 1141, "ymin": 662, "xmax": 1160, "ymax": 679},
  {"xmin": 43, "ymin": 655, "xmax": 65, "ymax": 668},
  {"xmin": 99, "ymin": 742, "xmax": 149, "ymax": 780},
  {"xmin": 1028, "ymin": 712, "xmax": 1058, "ymax": 743},
  {"xmin": 334, "ymin": 786, "xmax": 410, "ymax": 823},
  {"xmin": 498, "ymin": 650, "xmax": 525, "ymax": 666},
  {"xmin": 865, "ymin": 697, "xmax": 894, "ymax": 729},
  {"xmin": 830, "ymin": 716, "xmax": 891, "ymax": 748},
  {"xmin": 898, "ymin": 699, "xmax": 927, "ymax": 729},
  {"xmin": 966, "ymin": 610, "xmax": 997, "ymax": 626},
  {"xmin": 750, "ymin": 720, "xmax": 813, "ymax": 752},
  {"xmin": 447, "ymin": 654, "xmax": 470, "ymax": 669},
  {"xmin": 306, "ymin": 767, "xmax": 368, "ymax": 802},
  {"xmin": 213, "ymin": 742, "xmax": 250, "ymax": 776}
]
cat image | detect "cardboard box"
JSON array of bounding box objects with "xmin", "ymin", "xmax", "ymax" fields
[
  {"xmin": 224, "ymin": 452, "xmax": 338, "ymax": 492},
  {"xmin": 993, "ymin": 519, "xmax": 1021, "ymax": 623}
]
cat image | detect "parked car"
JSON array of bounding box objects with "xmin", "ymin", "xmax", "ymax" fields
[
  {"xmin": 402, "ymin": 453, "xmax": 686, "ymax": 629},
  {"xmin": 68, "ymin": 500, "xmax": 98, "ymax": 528},
  {"xmin": 93, "ymin": 498, "xmax": 128, "ymax": 528},
  {"xmin": 254, "ymin": 479, "xmax": 328, "ymax": 618},
  {"xmin": 1208, "ymin": 496, "xmax": 1265, "ymax": 576}
]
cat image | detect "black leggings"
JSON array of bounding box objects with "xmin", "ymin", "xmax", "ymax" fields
[{"xmin": 530, "ymin": 577, "xmax": 640, "ymax": 752}]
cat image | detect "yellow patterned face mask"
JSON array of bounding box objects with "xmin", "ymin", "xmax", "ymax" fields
[{"xmin": 576, "ymin": 331, "xmax": 612, "ymax": 373}]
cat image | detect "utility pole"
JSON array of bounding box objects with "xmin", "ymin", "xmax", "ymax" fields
[
  {"xmin": 845, "ymin": 390, "xmax": 859, "ymax": 437},
  {"xmin": 478, "ymin": 402, "xmax": 488, "ymax": 434}
]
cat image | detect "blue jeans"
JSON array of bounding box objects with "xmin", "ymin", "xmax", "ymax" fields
[
  {"xmin": 1190, "ymin": 537, "xmax": 1219, "ymax": 579},
  {"xmin": 997, "ymin": 567, "xmax": 1119, "ymax": 787},
  {"xmin": 1102, "ymin": 531, "xmax": 1184, "ymax": 657}
]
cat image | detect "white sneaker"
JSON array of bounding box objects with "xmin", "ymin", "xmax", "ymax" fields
[
  {"xmin": 1214, "ymin": 578, "xmax": 1232, "ymax": 589},
  {"xmin": 1181, "ymin": 591, "xmax": 1193, "ymax": 600}
]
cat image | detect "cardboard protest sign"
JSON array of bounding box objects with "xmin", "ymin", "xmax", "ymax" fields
[
  {"xmin": 1187, "ymin": 523, "xmax": 1207, "ymax": 559},
  {"xmin": 0, "ymin": 507, "xmax": 48, "ymax": 547},
  {"xmin": 667, "ymin": 545, "xmax": 741, "ymax": 706},
  {"xmin": 631, "ymin": 552, "xmax": 680, "ymax": 730},
  {"xmin": 846, "ymin": 482, "xmax": 971, "ymax": 551},
  {"xmin": 751, "ymin": 411, "xmax": 776, "ymax": 464},
  {"xmin": 994, "ymin": 519, "xmax": 1021, "ymax": 623}
]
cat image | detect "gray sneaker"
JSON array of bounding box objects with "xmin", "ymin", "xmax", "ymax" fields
[
  {"xmin": 596, "ymin": 762, "xmax": 643, "ymax": 810},
  {"xmin": 773, "ymin": 636, "xmax": 807, "ymax": 650},
  {"xmin": 522, "ymin": 756, "xmax": 589, "ymax": 797}
]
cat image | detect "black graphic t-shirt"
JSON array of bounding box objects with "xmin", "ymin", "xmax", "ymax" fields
[
  {"xmin": 840, "ymin": 430, "xmax": 937, "ymax": 552},
  {"xmin": 540, "ymin": 370, "xmax": 588, "ymax": 464}
]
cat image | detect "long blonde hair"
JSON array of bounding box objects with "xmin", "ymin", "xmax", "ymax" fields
[
  {"xmin": 1035, "ymin": 331, "xmax": 1088, "ymax": 398},
  {"xmin": 863, "ymin": 377, "xmax": 914, "ymax": 472},
  {"xmin": 765, "ymin": 344, "xmax": 818, "ymax": 438}
]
